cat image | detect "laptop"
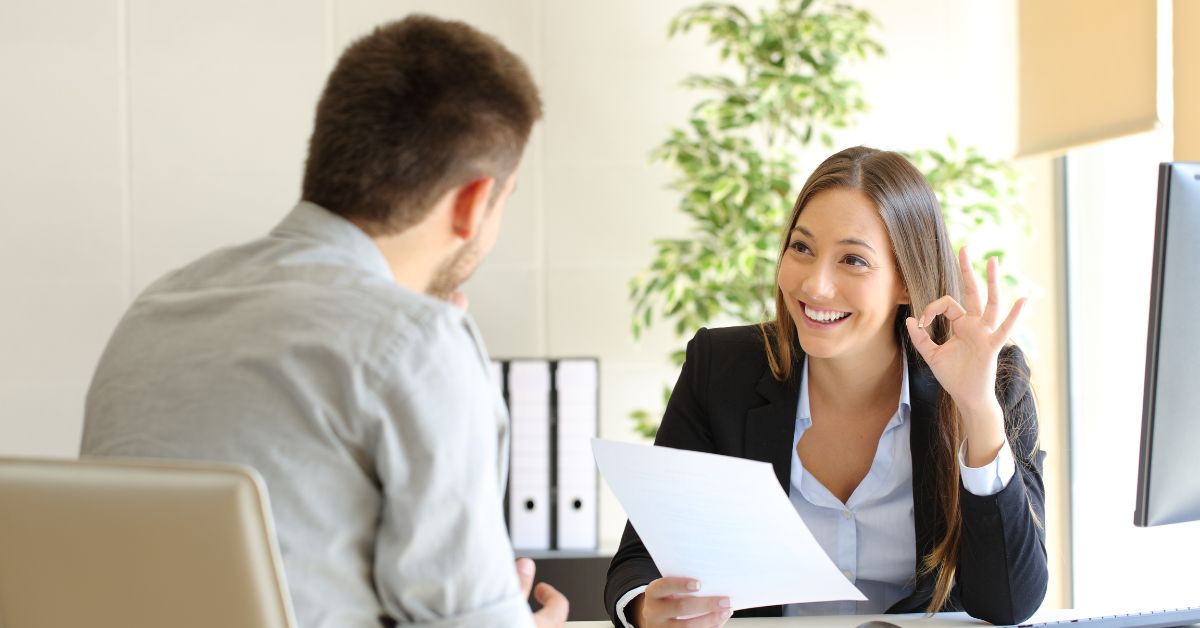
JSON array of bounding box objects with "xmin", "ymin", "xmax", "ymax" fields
[{"xmin": 0, "ymin": 457, "xmax": 296, "ymax": 628}]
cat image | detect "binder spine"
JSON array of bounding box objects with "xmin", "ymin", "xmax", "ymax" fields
[
  {"xmin": 506, "ymin": 360, "xmax": 552, "ymax": 550},
  {"xmin": 491, "ymin": 360, "xmax": 511, "ymax": 526},
  {"xmin": 496, "ymin": 357, "xmax": 598, "ymax": 551},
  {"xmin": 548, "ymin": 361, "xmax": 560, "ymax": 550},
  {"xmin": 554, "ymin": 358, "xmax": 599, "ymax": 550}
]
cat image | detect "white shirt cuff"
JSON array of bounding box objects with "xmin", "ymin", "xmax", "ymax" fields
[
  {"xmin": 615, "ymin": 585, "xmax": 649, "ymax": 628},
  {"xmin": 958, "ymin": 440, "xmax": 1016, "ymax": 496}
]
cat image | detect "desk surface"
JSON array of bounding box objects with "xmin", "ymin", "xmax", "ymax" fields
[
  {"xmin": 565, "ymin": 609, "xmax": 1200, "ymax": 627},
  {"xmin": 566, "ymin": 612, "xmax": 984, "ymax": 627}
]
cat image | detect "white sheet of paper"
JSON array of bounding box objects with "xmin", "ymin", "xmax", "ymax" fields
[{"xmin": 592, "ymin": 438, "xmax": 866, "ymax": 611}]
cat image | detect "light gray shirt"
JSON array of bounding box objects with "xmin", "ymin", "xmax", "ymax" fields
[{"xmin": 82, "ymin": 201, "xmax": 534, "ymax": 628}]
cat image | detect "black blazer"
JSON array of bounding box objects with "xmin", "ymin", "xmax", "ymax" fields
[{"xmin": 605, "ymin": 324, "xmax": 1047, "ymax": 626}]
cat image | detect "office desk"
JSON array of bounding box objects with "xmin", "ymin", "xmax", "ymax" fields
[
  {"xmin": 566, "ymin": 609, "xmax": 1200, "ymax": 627},
  {"xmin": 567, "ymin": 612, "xmax": 986, "ymax": 627},
  {"xmin": 522, "ymin": 551, "xmax": 612, "ymax": 620}
]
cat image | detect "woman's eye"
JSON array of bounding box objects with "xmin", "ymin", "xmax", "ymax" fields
[
  {"xmin": 843, "ymin": 255, "xmax": 869, "ymax": 267},
  {"xmin": 789, "ymin": 241, "xmax": 811, "ymax": 254}
]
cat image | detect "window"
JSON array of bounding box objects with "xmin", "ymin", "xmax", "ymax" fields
[{"xmin": 1066, "ymin": 129, "xmax": 1200, "ymax": 608}]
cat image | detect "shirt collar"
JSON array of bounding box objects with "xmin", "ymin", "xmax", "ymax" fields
[
  {"xmin": 270, "ymin": 201, "xmax": 395, "ymax": 282},
  {"xmin": 795, "ymin": 350, "xmax": 912, "ymax": 430}
]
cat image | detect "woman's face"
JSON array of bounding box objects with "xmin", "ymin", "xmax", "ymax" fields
[{"xmin": 777, "ymin": 186, "xmax": 909, "ymax": 363}]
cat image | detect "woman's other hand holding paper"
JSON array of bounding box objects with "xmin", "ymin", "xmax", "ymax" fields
[{"xmin": 632, "ymin": 577, "xmax": 732, "ymax": 628}]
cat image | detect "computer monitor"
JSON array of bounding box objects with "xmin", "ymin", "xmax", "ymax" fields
[{"xmin": 1134, "ymin": 161, "xmax": 1200, "ymax": 527}]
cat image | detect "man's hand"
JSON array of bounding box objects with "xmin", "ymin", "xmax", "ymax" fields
[{"xmin": 516, "ymin": 557, "xmax": 569, "ymax": 628}]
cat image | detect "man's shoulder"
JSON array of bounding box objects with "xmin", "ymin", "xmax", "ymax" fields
[
  {"xmin": 125, "ymin": 237, "xmax": 472, "ymax": 380},
  {"xmin": 148, "ymin": 234, "xmax": 450, "ymax": 324}
]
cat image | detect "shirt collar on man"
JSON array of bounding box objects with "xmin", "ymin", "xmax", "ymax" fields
[
  {"xmin": 270, "ymin": 201, "xmax": 396, "ymax": 282},
  {"xmin": 270, "ymin": 202, "xmax": 492, "ymax": 366}
]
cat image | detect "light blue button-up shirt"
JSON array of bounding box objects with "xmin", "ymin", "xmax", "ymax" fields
[
  {"xmin": 784, "ymin": 355, "xmax": 916, "ymax": 615},
  {"xmin": 615, "ymin": 352, "xmax": 1015, "ymax": 626},
  {"xmin": 784, "ymin": 353, "xmax": 1015, "ymax": 616}
]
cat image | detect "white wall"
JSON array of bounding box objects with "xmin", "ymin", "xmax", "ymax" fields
[
  {"xmin": 1, "ymin": 1, "xmax": 128, "ymax": 456},
  {"xmin": 1, "ymin": 0, "xmax": 1068, "ymax": 603}
]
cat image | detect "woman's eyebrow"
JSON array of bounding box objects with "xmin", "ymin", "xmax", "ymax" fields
[
  {"xmin": 792, "ymin": 226, "xmax": 878, "ymax": 254},
  {"xmin": 839, "ymin": 237, "xmax": 877, "ymax": 253}
]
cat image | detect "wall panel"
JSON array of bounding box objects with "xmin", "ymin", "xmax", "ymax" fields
[
  {"xmin": 126, "ymin": 0, "xmax": 327, "ymax": 291},
  {"xmin": 0, "ymin": 0, "xmax": 126, "ymax": 455}
]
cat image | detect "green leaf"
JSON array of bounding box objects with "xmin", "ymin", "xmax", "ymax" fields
[
  {"xmin": 710, "ymin": 177, "xmax": 737, "ymax": 203},
  {"xmin": 630, "ymin": 0, "xmax": 904, "ymax": 437}
]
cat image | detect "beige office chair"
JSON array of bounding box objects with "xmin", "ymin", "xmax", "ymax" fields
[{"xmin": 0, "ymin": 457, "xmax": 296, "ymax": 628}]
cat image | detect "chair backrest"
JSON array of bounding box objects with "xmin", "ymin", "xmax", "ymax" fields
[{"xmin": 0, "ymin": 456, "xmax": 296, "ymax": 628}]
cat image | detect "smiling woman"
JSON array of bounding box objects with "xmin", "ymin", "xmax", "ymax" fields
[
  {"xmin": 605, "ymin": 146, "xmax": 1048, "ymax": 628},
  {"xmin": 777, "ymin": 187, "xmax": 910, "ymax": 364}
]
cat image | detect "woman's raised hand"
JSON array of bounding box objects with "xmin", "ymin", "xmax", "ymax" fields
[
  {"xmin": 904, "ymin": 247, "xmax": 1025, "ymax": 459},
  {"xmin": 631, "ymin": 577, "xmax": 732, "ymax": 628}
]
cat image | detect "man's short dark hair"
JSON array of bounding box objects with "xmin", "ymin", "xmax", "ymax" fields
[{"xmin": 302, "ymin": 15, "xmax": 543, "ymax": 235}]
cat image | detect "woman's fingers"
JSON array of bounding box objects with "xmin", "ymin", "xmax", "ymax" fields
[
  {"xmin": 996, "ymin": 297, "xmax": 1027, "ymax": 341},
  {"xmin": 959, "ymin": 246, "xmax": 985, "ymax": 316},
  {"xmin": 642, "ymin": 578, "xmax": 731, "ymax": 627},
  {"xmin": 663, "ymin": 595, "xmax": 731, "ymax": 622},
  {"xmin": 983, "ymin": 256, "xmax": 1001, "ymax": 327},
  {"xmin": 646, "ymin": 577, "xmax": 702, "ymax": 598},
  {"xmin": 918, "ymin": 295, "xmax": 967, "ymax": 328},
  {"xmin": 914, "ymin": 287, "xmax": 1023, "ymax": 355},
  {"xmin": 905, "ymin": 316, "xmax": 939, "ymax": 363},
  {"xmin": 673, "ymin": 609, "xmax": 734, "ymax": 628}
]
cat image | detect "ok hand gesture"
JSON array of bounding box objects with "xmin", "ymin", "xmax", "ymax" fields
[{"xmin": 904, "ymin": 247, "xmax": 1025, "ymax": 462}]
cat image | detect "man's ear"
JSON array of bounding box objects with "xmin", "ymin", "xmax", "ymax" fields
[{"xmin": 450, "ymin": 177, "xmax": 496, "ymax": 240}]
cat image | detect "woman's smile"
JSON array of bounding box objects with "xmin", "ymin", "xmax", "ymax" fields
[{"xmin": 801, "ymin": 302, "xmax": 852, "ymax": 328}]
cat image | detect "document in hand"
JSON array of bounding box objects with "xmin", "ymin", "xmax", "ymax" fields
[{"xmin": 592, "ymin": 438, "xmax": 866, "ymax": 611}]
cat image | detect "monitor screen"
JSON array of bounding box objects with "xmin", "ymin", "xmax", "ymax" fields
[{"xmin": 1134, "ymin": 161, "xmax": 1200, "ymax": 527}]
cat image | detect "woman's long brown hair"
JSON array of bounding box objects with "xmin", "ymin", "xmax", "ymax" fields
[{"xmin": 761, "ymin": 146, "xmax": 965, "ymax": 612}]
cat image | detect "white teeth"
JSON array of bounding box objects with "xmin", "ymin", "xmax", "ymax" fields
[{"xmin": 804, "ymin": 304, "xmax": 850, "ymax": 323}]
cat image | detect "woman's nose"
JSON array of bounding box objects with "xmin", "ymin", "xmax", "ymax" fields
[{"xmin": 801, "ymin": 263, "xmax": 835, "ymax": 299}]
